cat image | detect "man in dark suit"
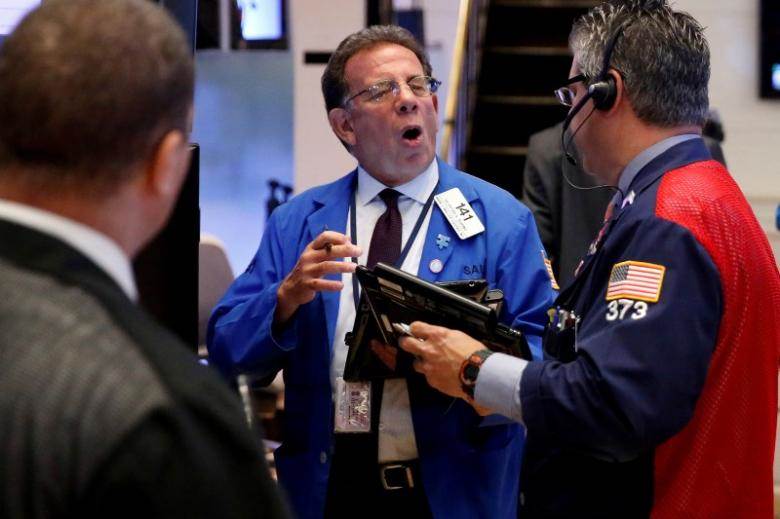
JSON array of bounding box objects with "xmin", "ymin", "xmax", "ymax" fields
[
  {"xmin": 523, "ymin": 119, "xmax": 726, "ymax": 287},
  {"xmin": 522, "ymin": 122, "xmax": 613, "ymax": 287},
  {"xmin": 0, "ymin": 1, "xmax": 287, "ymax": 517}
]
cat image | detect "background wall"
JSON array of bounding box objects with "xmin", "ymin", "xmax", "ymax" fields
[
  {"xmin": 291, "ymin": 0, "xmax": 364, "ymax": 193},
  {"xmin": 675, "ymin": 0, "xmax": 780, "ymax": 199},
  {"xmin": 193, "ymin": 50, "xmax": 294, "ymax": 273}
]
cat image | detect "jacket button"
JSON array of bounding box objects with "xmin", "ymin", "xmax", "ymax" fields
[{"xmin": 320, "ymin": 451, "xmax": 328, "ymax": 464}]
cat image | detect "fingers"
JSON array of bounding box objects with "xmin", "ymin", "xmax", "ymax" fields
[
  {"xmin": 309, "ymin": 231, "xmax": 351, "ymax": 250},
  {"xmin": 398, "ymin": 335, "xmax": 427, "ymax": 356},
  {"xmin": 309, "ymin": 232, "xmax": 362, "ymax": 260},
  {"xmin": 304, "ymin": 260, "xmax": 358, "ymax": 278},
  {"xmin": 409, "ymin": 321, "xmax": 449, "ymax": 342}
]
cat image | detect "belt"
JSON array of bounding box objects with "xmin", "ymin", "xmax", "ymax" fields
[{"xmin": 379, "ymin": 461, "xmax": 417, "ymax": 491}]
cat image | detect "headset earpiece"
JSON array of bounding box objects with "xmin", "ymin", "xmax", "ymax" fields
[{"xmin": 588, "ymin": 75, "xmax": 617, "ymax": 111}]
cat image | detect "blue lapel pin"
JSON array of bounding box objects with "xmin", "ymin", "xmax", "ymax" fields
[{"xmin": 436, "ymin": 233, "xmax": 451, "ymax": 250}]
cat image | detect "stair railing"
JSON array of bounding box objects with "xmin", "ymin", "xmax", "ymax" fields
[{"xmin": 439, "ymin": 0, "xmax": 487, "ymax": 168}]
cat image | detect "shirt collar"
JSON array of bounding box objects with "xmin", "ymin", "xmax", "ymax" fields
[
  {"xmin": 614, "ymin": 133, "xmax": 700, "ymax": 206},
  {"xmin": 356, "ymin": 158, "xmax": 439, "ymax": 206},
  {"xmin": 0, "ymin": 199, "xmax": 138, "ymax": 301}
]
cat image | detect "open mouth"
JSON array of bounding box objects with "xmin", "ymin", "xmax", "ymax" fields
[{"xmin": 401, "ymin": 126, "xmax": 422, "ymax": 142}]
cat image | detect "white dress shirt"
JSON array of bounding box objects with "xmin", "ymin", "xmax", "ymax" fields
[
  {"xmin": 0, "ymin": 199, "xmax": 138, "ymax": 301},
  {"xmin": 331, "ymin": 159, "xmax": 438, "ymax": 463}
]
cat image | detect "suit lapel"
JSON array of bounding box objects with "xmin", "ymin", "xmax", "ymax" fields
[
  {"xmin": 418, "ymin": 159, "xmax": 478, "ymax": 282},
  {"xmin": 305, "ymin": 171, "xmax": 356, "ymax": 350}
]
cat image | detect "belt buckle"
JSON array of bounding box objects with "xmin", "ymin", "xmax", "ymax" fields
[{"xmin": 380, "ymin": 463, "xmax": 414, "ymax": 490}]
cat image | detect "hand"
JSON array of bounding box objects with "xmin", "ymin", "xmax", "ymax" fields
[
  {"xmin": 397, "ymin": 321, "xmax": 488, "ymax": 400},
  {"xmin": 275, "ymin": 231, "xmax": 361, "ymax": 325}
]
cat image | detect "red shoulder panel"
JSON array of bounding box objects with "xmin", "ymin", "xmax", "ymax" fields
[{"xmin": 651, "ymin": 160, "xmax": 780, "ymax": 517}]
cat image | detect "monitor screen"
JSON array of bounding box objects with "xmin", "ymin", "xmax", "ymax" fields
[
  {"xmin": 235, "ymin": 0, "xmax": 286, "ymax": 49},
  {"xmin": 760, "ymin": 0, "xmax": 780, "ymax": 98},
  {"xmin": 0, "ymin": 0, "xmax": 40, "ymax": 43}
]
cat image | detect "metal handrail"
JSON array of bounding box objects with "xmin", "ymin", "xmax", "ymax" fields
[
  {"xmin": 439, "ymin": 0, "xmax": 487, "ymax": 168},
  {"xmin": 439, "ymin": 0, "xmax": 471, "ymax": 164}
]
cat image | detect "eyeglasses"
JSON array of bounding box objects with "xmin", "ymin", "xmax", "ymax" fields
[
  {"xmin": 554, "ymin": 74, "xmax": 588, "ymax": 107},
  {"xmin": 343, "ymin": 75, "xmax": 441, "ymax": 106}
]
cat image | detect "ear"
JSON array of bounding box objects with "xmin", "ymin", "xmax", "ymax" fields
[
  {"xmin": 604, "ymin": 70, "xmax": 625, "ymax": 116},
  {"xmin": 432, "ymin": 93, "xmax": 439, "ymax": 116},
  {"xmin": 328, "ymin": 107, "xmax": 357, "ymax": 147},
  {"xmin": 144, "ymin": 129, "xmax": 191, "ymax": 198}
]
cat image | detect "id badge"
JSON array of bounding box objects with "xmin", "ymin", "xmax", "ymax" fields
[
  {"xmin": 434, "ymin": 187, "xmax": 485, "ymax": 240},
  {"xmin": 334, "ymin": 377, "xmax": 371, "ymax": 433}
]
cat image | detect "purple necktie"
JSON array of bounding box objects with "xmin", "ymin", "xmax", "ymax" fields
[{"xmin": 366, "ymin": 189, "xmax": 402, "ymax": 268}]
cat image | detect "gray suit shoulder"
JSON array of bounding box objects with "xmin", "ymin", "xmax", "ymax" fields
[{"xmin": 0, "ymin": 259, "xmax": 171, "ymax": 508}]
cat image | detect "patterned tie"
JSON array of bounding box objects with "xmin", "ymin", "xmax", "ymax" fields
[
  {"xmin": 576, "ymin": 201, "xmax": 616, "ymax": 277},
  {"xmin": 367, "ymin": 189, "xmax": 402, "ymax": 268}
]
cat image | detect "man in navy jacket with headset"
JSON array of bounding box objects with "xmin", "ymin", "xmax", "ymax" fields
[{"xmin": 208, "ymin": 25, "xmax": 555, "ymax": 519}]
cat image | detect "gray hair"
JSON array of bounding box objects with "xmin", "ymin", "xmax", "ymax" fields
[
  {"xmin": 321, "ymin": 25, "xmax": 432, "ymax": 113},
  {"xmin": 570, "ymin": 0, "xmax": 710, "ymax": 127}
]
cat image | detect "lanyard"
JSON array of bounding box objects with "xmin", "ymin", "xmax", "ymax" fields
[{"xmin": 349, "ymin": 180, "xmax": 440, "ymax": 310}]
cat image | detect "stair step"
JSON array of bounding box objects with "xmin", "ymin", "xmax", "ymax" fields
[
  {"xmin": 493, "ymin": 0, "xmax": 600, "ymax": 8},
  {"xmin": 480, "ymin": 95, "xmax": 560, "ymax": 106},
  {"xmin": 471, "ymin": 102, "xmax": 567, "ymax": 147},
  {"xmin": 479, "ymin": 51, "xmax": 572, "ymax": 96},
  {"xmin": 465, "ymin": 153, "xmax": 527, "ymax": 200},
  {"xmin": 471, "ymin": 145, "xmax": 529, "ymax": 156},
  {"xmin": 487, "ymin": 45, "xmax": 571, "ymax": 56},
  {"xmin": 485, "ymin": 3, "xmax": 595, "ymax": 47}
]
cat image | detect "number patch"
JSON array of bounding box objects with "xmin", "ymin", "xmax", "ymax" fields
[{"xmin": 605, "ymin": 299, "xmax": 648, "ymax": 321}]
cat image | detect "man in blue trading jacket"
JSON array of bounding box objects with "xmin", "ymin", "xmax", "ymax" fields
[
  {"xmin": 208, "ymin": 25, "xmax": 555, "ymax": 519},
  {"xmin": 397, "ymin": 1, "xmax": 780, "ymax": 518}
]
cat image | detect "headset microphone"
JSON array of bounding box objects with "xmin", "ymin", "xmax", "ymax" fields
[
  {"xmin": 561, "ymin": 91, "xmax": 595, "ymax": 166},
  {"xmin": 558, "ymin": 86, "xmax": 623, "ymax": 197}
]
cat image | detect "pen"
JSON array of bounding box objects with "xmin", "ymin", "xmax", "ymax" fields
[
  {"xmin": 322, "ymin": 225, "xmax": 332, "ymax": 254},
  {"xmin": 392, "ymin": 322, "xmax": 416, "ymax": 338}
]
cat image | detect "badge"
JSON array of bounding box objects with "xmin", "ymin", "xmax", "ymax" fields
[
  {"xmin": 434, "ymin": 188, "xmax": 485, "ymax": 240},
  {"xmin": 436, "ymin": 233, "xmax": 451, "ymax": 250},
  {"xmin": 429, "ymin": 258, "xmax": 443, "ymax": 274},
  {"xmin": 605, "ymin": 260, "xmax": 665, "ymax": 302},
  {"xmin": 621, "ymin": 190, "xmax": 636, "ymax": 209},
  {"xmin": 541, "ymin": 250, "xmax": 560, "ymax": 290},
  {"xmin": 334, "ymin": 377, "xmax": 371, "ymax": 433}
]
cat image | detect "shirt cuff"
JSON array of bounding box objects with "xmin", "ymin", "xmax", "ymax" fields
[{"xmin": 474, "ymin": 353, "xmax": 527, "ymax": 425}]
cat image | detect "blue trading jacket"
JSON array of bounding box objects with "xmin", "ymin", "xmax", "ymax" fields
[{"xmin": 208, "ymin": 158, "xmax": 555, "ymax": 519}]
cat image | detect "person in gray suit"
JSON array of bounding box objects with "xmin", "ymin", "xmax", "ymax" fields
[
  {"xmin": 523, "ymin": 119, "xmax": 726, "ymax": 287},
  {"xmin": 0, "ymin": 1, "xmax": 287, "ymax": 517}
]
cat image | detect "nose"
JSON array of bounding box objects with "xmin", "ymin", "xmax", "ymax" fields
[{"xmin": 396, "ymin": 82, "xmax": 419, "ymax": 114}]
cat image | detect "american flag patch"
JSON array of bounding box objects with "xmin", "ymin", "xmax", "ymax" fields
[
  {"xmin": 606, "ymin": 261, "xmax": 665, "ymax": 302},
  {"xmin": 541, "ymin": 251, "xmax": 560, "ymax": 290}
]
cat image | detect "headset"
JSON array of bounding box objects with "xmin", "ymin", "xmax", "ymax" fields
[{"xmin": 560, "ymin": 17, "xmax": 632, "ymax": 197}]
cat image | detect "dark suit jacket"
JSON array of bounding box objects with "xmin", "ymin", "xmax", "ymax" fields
[
  {"xmin": 522, "ymin": 122, "xmax": 613, "ymax": 287},
  {"xmin": 0, "ymin": 219, "xmax": 287, "ymax": 518},
  {"xmin": 522, "ymin": 124, "xmax": 727, "ymax": 289}
]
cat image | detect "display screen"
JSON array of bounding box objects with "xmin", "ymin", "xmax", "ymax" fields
[
  {"xmin": 0, "ymin": 0, "xmax": 40, "ymax": 41},
  {"xmin": 761, "ymin": 0, "xmax": 780, "ymax": 98},
  {"xmin": 237, "ymin": 0, "xmax": 282, "ymax": 40},
  {"xmin": 234, "ymin": 0, "xmax": 286, "ymax": 49}
]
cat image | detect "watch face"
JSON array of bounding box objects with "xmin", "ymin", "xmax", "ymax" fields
[{"xmin": 463, "ymin": 363, "xmax": 480, "ymax": 383}]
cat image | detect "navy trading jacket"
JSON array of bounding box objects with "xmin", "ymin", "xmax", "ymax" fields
[{"xmin": 519, "ymin": 138, "xmax": 780, "ymax": 518}]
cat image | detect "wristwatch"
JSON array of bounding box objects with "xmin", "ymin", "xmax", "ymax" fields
[{"xmin": 459, "ymin": 349, "xmax": 493, "ymax": 398}]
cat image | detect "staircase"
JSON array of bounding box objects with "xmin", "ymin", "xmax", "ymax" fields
[{"xmin": 464, "ymin": 0, "xmax": 599, "ymax": 199}]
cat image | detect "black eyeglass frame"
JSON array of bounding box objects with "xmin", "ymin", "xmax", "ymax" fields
[{"xmin": 554, "ymin": 74, "xmax": 589, "ymax": 107}]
